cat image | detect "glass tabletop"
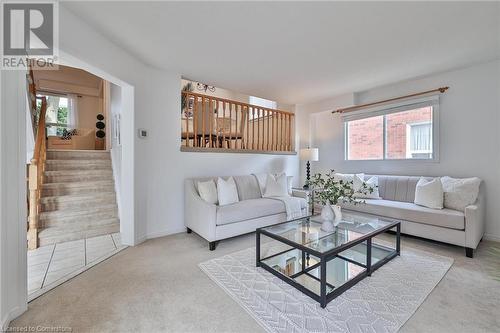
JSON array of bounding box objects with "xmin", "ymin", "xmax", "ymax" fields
[{"xmin": 259, "ymin": 212, "xmax": 396, "ymax": 254}]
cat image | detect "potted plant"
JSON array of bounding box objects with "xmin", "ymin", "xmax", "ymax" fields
[{"xmin": 308, "ymin": 170, "xmax": 373, "ymax": 231}]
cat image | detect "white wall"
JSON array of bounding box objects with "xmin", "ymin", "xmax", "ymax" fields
[
  {"xmin": 0, "ymin": 70, "xmax": 28, "ymax": 330},
  {"xmin": 58, "ymin": 7, "xmax": 299, "ymax": 240},
  {"xmin": 60, "ymin": 5, "xmax": 298, "ymax": 240},
  {"xmin": 297, "ymin": 59, "xmax": 500, "ymax": 240},
  {"xmin": 1, "ymin": 6, "xmax": 299, "ymax": 326},
  {"xmin": 110, "ymin": 83, "xmax": 122, "ymax": 220}
]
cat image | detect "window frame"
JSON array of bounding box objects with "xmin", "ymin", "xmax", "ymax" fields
[
  {"xmin": 343, "ymin": 101, "xmax": 440, "ymax": 162},
  {"xmin": 37, "ymin": 92, "xmax": 71, "ymax": 135}
]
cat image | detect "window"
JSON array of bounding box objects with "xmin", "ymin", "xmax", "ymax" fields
[
  {"xmin": 37, "ymin": 94, "xmax": 78, "ymax": 136},
  {"xmin": 249, "ymin": 96, "xmax": 277, "ymax": 119},
  {"xmin": 344, "ymin": 96, "xmax": 438, "ymax": 161},
  {"xmin": 406, "ymin": 122, "xmax": 432, "ymax": 159}
]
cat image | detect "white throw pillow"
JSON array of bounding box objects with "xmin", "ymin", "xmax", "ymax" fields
[
  {"xmin": 275, "ymin": 173, "xmax": 293, "ymax": 195},
  {"xmin": 353, "ymin": 174, "xmax": 380, "ymax": 199},
  {"xmin": 440, "ymin": 176, "xmax": 481, "ymax": 211},
  {"xmin": 334, "ymin": 173, "xmax": 361, "ymax": 183},
  {"xmin": 216, "ymin": 177, "xmax": 239, "ymax": 206},
  {"xmin": 263, "ymin": 173, "xmax": 289, "ymax": 197},
  {"xmin": 414, "ymin": 178, "xmax": 443, "ymax": 209},
  {"xmin": 197, "ymin": 180, "xmax": 218, "ymax": 205},
  {"xmin": 254, "ymin": 173, "xmax": 267, "ymax": 196},
  {"xmin": 286, "ymin": 175, "xmax": 293, "ymax": 195}
]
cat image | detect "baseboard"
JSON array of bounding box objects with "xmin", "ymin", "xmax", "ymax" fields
[
  {"xmin": 1, "ymin": 305, "xmax": 27, "ymax": 331},
  {"xmin": 146, "ymin": 226, "xmax": 186, "ymax": 240},
  {"xmin": 484, "ymin": 233, "xmax": 500, "ymax": 243}
]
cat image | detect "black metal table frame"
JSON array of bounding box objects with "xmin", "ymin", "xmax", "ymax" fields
[{"xmin": 256, "ymin": 218, "xmax": 401, "ymax": 308}]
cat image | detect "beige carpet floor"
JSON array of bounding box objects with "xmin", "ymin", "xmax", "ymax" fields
[{"xmin": 10, "ymin": 232, "xmax": 500, "ymax": 333}]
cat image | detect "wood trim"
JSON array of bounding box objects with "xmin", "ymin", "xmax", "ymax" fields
[
  {"xmin": 333, "ymin": 87, "xmax": 449, "ymax": 114},
  {"xmin": 181, "ymin": 91, "xmax": 295, "ymax": 152},
  {"xmin": 180, "ymin": 146, "xmax": 296, "ymax": 155},
  {"xmin": 182, "ymin": 91, "xmax": 294, "ymax": 115}
]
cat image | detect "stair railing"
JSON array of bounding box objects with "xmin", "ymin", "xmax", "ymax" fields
[
  {"xmin": 181, "ymin": 91, "xmax": 295, "ymax": 153},
  {"xmin": 27, "ymin": 93, "xmax": 47, "ymax": 249}
]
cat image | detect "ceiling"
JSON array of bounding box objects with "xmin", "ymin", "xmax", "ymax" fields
[{"xmin": 62, "ymin": 1, "xmax": 500, "ymax": 105}]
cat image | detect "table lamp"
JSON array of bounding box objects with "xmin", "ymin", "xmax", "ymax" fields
[{"xmin": 299, "ymin": 148, "xmax": 319, "ymax": 189}]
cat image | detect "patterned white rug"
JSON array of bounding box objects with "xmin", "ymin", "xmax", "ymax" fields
[{"xmin": 199, "ymin": 246, "xmax": 453, "ymax": 333}]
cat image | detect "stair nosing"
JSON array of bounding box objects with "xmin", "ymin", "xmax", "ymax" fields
[
  {"xmin": 40, "ymin": 193, "xmax": 116, "ymax": 202},
  {"xmin": 40, "ymin": 204, "xmax": 118, "ymax": 218},
  {"xmin": 38, "ymin": 220, "xmax": 120, "ymax": 237}
]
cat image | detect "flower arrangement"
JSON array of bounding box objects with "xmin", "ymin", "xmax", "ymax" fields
[
  {"xmin": 308, "ymin": 169, "xmax": 373, "ymax": 206},
  {"xmin": 308, "ymin": 170, "xmax": 374, "ymax": 230}
]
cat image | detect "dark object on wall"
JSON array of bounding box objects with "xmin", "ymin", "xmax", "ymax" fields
[
  {"xmin": 96, "ymin": 114, "xmax": 106, "ymax": 138},
  {"xmin": 197, "ymin": 82, "xmax": 216, "ymax": 92}
]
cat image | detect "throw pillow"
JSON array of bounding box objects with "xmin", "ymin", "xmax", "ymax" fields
[
  {"xmin": 334, "ymin": 173, "xmax": 361, "ymax": 183},
  {"xmin": 217, "ymin": 177, "xmax": 239, "ymax": 206},
  {"xmin": 353, "ymin": 174, "xmax": 380, "ymax": 199},
  {"xmin": 263, "ymin": 173, "xmax": 289, "ymax": 197},
  {"xmin": 197, "ymin": 180, "xmax": 218, "ymax": 205},
  {"xmin": 414, "ymin": 178, "xmax": 443, "ymax": 209},
  {"xmin": 274, "ymin": 173, "xmax": 293, "ymax": 195},
  {"xmin": 440, "ymin": 176, "xmax": 481, "ymax": 211},
  {"xmin": 254, "ymin": 173, "xmax": 267, "ymax": 196}
]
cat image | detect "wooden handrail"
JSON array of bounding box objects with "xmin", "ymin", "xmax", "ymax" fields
[
  {"xmin": 181, "ymin": 92, "xmax": 295, "ymax": 153},
  {"xmin": 28, "ymin": 93, "xmax": 48, "ymax": 249},
  {"xmin": 182, "ymin": 91, "xmax": 294, "ymax": 115},
  {"xmin": 32, "ymin": 98, "xmax": 47, "ymax": 163}
]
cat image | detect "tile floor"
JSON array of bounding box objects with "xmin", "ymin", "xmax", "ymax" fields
[{"xmin": 28, "ymin": 233, "xmax": 125, "ymax": 298}]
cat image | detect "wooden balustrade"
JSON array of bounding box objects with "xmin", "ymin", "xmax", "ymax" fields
[
  {"xmin": 181, "ymin": 92, "xmax": 295, "ymax": 154},
  {"xmin": 27, "ymin": 96, "xmax": 47, "ymax": 250}
]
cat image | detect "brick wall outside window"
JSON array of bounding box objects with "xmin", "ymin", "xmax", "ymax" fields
[{"xmin": 347, "ymin": 107, "xmax": 432, "ymax": 160}]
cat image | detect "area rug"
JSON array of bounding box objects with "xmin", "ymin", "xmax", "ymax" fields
[{"xmin": 199, "ymin": 246, "xmax": 453, "ymax": 333}]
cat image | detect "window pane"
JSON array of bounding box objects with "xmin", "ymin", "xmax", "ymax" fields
[
  {"xmin": 39, "ymin": 95, "xmax": 70, "ymax": 136},
  {"xmin": 385, "ymin": 107, "xmax": 433, "ymax": 159},
  {"xmin": 347, "ymin": 116, "xmax": 383, "ymax": 160}
]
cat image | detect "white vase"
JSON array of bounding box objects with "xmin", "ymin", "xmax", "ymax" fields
[
  {"xmin": 320, "ymin": 203, "xmax": 335, "ymax": 232},
  {"xmin": 320, "ymin": 203, "xmax": 334, "ymax": 221},
  {"xmin": 332, "ymin": 204, "xmax": 342, "ymax": 226}
]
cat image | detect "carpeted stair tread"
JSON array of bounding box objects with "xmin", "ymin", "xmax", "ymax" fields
[{"xmin": 37, "ymin": 150, "xmax": 120, "ymax": 245}]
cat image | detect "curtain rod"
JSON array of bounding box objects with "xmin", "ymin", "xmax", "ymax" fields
[{"xmin": 332, "ymin": 86, "xmax": 449, "ymax": 114}]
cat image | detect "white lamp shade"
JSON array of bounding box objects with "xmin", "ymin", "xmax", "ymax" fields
[{"xmin": 299, "ymin": 148, "xmax": 319, "ymax": 161}]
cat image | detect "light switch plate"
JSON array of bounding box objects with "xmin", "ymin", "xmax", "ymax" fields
[{"xmin": 138, "ymin": 129, "xmax": 148, "ymax": 138}]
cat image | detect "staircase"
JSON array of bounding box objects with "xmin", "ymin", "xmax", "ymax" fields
[{"xmin": 37, "ymin": 150, "xmax": 120, "ymax": 247}]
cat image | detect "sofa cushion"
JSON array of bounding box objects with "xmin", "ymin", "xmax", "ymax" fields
[
  {"xmin": 366, "ymin": 175, "xmax": 428, "ymax": 203},
  {"xmin": 341, "ymin": 199, "xmax": 465, "ymax": 230},
  {"xmin": 216, "ymin": 198, "xmax": 307, "ymax": 226},
  {"xmin": 233, "ymin": 175, "xmax": 262, "ymax": 201}
]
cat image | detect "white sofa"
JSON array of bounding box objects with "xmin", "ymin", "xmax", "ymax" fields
[
  {"xmin": 185, "ymin": 175, "xmax": 308, "ymax": 250},
  {"xmin": 339, "ymin": 174, "xmax": 485, "ymax": 258}
]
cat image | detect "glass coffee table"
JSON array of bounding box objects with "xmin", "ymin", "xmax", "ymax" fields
[{"xmin": 256, "ymin": 212, "xmax": 401, "ymax": 308}]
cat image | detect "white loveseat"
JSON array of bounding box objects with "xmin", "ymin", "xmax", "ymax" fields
[
  {"xmin": 339, "ymin": 174, "xmax": 485, "ymax": 258},
  {"xmin": 185, "ymin": 175, "xmax": 308, "ymax": 250}
]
